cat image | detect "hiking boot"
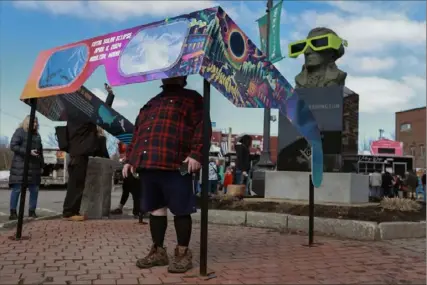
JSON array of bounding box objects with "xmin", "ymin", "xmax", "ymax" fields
[
  {"xmin": 168, "ymin": 246, "xmax": 193, "ymax": 273},
  {"xmin": 136, "ymin": 245, "xmax": 169, "ymax": 269},
  {"xmin": 9, "ymin": 210, "xmax": 18, "ymax": 221},
  {"xmin": 28, "ymin": 210, "xmax": 37, "ymax": 218}
]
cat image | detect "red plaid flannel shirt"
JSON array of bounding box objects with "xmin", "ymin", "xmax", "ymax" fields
[{"xmin": 125, "ymin": 86, "xmax": 211, "ymax": 171}]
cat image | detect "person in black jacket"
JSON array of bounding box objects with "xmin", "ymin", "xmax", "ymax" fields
[
  {"xmin": 8, "ymin": 116, "xmax": 44, "ymax": 220},
  {"xmin": 235, "ymin": 134, "xmax": 252, "ymax": 194},
  {"xmin": 422, "ymin": 171, "xmax": 426, "ymax": 192},
  {"xmin": 62, "ymin": 115, "xmax": 98, "ymax": 221},
  {"xmin": 381, "ymin": 171, "xmax": 393, "ymax": 198}
]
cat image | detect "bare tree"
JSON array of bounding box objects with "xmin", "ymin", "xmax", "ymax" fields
[
  {"xmin": 45, "ymin": 132, "xmax": 59, "ymax": 148},
  {"xmin": 359, "ymin": 137, "xmax": 375, "ymax": 153},
  {"xmin": 0, "ymin": 147, "xmax": 13, "ymax": 170}
]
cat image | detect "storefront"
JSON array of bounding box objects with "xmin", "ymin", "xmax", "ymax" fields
[{"xmin": 370, "ymin": 139, "xmax": 403, "ymax": 156}]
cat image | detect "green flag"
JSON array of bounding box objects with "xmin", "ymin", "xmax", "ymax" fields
[{"xmin": 257, "ymin": 0, "xmax": 284, "ymax": 63}]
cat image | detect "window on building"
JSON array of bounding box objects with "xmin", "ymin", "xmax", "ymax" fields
[
  {"xmin": 410, "ymin": 145, "xmax": 416, "ymax": 157},
  {"xmin": 420, "ymin": 145, "xmax": 425, "ymax": 158},
  {"xmin": 378, "ymin": 148, "xmax": 395, "ymax": 154},
  {"xmin": 400, "ymin": 123, "xmax": 412, "ymax": 132}
]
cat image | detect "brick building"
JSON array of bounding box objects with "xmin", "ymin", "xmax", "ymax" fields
[
  {"xmin": 342, "ymin": 87, "xmax": 359, "ymax": 155},
  {"xmin": 395, "ymin": 107, "xmax": 426, "ymax": 169}
]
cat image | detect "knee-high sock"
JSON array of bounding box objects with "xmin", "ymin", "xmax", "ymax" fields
[
  {"xmin": 174, "ymin": 215, "xmax": 192, "ymax": 247},
  {"xmin": 150, "ymin": 214, "xmax": 168, "ymax": 248}
]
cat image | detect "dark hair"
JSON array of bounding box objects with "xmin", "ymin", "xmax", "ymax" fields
[{"xmin": 239, "ymin": 135, "xmax": 252, "ymax": 148}]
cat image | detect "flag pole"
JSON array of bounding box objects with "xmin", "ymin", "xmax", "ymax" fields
[{"xmin": 257, "ymin": 0, "xmax": 274, "ymax": 169}]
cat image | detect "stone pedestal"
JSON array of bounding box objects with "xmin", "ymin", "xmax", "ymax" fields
[
  {"xmin": 80, "ymin": 157, "xmax": 120, "ymax": 219},
  {"xmin": 277, "ymin": 86, "xmax": 359, "ymax": 172},
  {"xmin": 264, "ymin": 171, "xmax": 369, "ymax": 204},
  {"xmin": 251, "ymin": 170, "xmax": 266, "ymax": 197}
]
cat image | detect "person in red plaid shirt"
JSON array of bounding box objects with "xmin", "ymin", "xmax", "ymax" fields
[{"xmin": 122, "ymin": 76, "xmax": 211, "ymax": 273}]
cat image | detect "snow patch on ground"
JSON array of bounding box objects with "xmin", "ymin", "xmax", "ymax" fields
[{"xmin": 0, "ymin": 170, "xmax": 9, "ymax": 181}]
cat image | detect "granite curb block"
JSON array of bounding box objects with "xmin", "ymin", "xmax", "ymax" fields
[
  {"xmin": 1, "ymin": 213, "xmax": 63, "ymax": 229},
  {"xmin": 378, "ymin": 221, "xmax": 426, "ymax": 240},
  {"xmin": 1, "ymin": 209, "xmax": 425, "ymax": 240},
  {"xmin": 193, "ymin": 210, "xmax": 425, "ymax": 241}
]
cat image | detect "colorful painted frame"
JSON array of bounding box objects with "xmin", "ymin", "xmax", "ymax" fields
[{"xmin": 20, "ymin": 6, "xmax": 324, "ymax": 187}]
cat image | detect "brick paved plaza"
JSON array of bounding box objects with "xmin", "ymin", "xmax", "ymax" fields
[{"xmin": 0, "ymin": 219, "xmax": 425, "ymax": 284}]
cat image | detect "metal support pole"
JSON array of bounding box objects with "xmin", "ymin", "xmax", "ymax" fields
[
  {"xmin": 199, "ymin": 79, "xmax": 211, "ymax": 276},
  {"xmin": 308, "ymin": 174, "xmax": 314, "ymax": 246},
  {"xmin": 257, "ymin": 0, "xmax": 274, "ymax": 168},
  {"xmin": 15, "ymin": 98, "xmax": 38, "ymax": 240}
]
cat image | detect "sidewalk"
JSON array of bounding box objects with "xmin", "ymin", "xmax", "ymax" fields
[{"xmin": 0, "ymin": 219, "xmax": 425, "ymax": 285}]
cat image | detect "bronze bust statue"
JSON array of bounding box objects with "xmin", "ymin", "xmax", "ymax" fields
[{"xmin": 293, "ymin": 27, "xmax": 347, "ymax": 89}]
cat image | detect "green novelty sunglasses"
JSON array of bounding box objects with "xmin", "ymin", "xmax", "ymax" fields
[{"xmin": 288, "ymin": 33, "xmax": 348, "ymax": 58}]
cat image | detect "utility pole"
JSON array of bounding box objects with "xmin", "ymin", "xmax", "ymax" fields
[{"xmin": 256, "ymin": 0, "xmax": 274, "ymax": 169}]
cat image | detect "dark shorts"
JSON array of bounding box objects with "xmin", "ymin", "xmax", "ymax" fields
[{"xmin": 139, "ymin": 170, "xmax": 196, "ymax": 216}]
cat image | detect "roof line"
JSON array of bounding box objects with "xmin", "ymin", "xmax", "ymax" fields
[{"xmin": 395, "ymin": 106, "xmax": 426, "ymax": 114}]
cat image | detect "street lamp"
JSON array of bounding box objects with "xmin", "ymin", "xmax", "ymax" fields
[{"xmin": 256, "ymin": 0, "xmax": 275, "ymax": 169}]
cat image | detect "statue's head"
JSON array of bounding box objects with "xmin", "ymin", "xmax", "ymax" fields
[{"xmin": 289, "ymin": 27, "xmax": 346, "ymax": 68}]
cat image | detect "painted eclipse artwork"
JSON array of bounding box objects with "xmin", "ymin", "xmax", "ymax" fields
[
  {"xmin": 20, "ymin": 6, "xmax": 324, "ymax": 187},
  {"xmin": 119, "ymin": 20, "xmax": 190, "ymax": 76},
  {"xmin": 38, "ymin": 45, "xmax": 89, "ymax": 89}
]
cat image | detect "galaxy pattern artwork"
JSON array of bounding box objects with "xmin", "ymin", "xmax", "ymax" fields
[{"xmin": 20, "ymin": 6, "xmax": 323, "ymax": 186}]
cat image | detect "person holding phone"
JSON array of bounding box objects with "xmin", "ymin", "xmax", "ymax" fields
[
  {"xmin": 123, "ymin": 76, "xmax": 211, "ymax": 274},
  {"xmin": 8, "ymin": 115, "xmax": 44, "ymax": 220}
]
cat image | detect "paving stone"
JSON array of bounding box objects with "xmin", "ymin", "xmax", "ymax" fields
[{"xmin": 0, "ymin": 219, "xmax": 425, "ymax": 284}]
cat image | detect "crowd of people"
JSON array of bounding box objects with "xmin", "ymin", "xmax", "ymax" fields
[
  {"xmin": 369, "ymin": 169, "xmax": 426, "ymax": 200},
  {"xmin": 7, "ymin": 76, "xmax": 205, "ymax": 273},
  {"xmin": 190, "ymin": 134, "xmax": 254, "ymax": 197},
  {"xmin": 6, "ymin": 75, "xmax": 426, "ymax": 275}
]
